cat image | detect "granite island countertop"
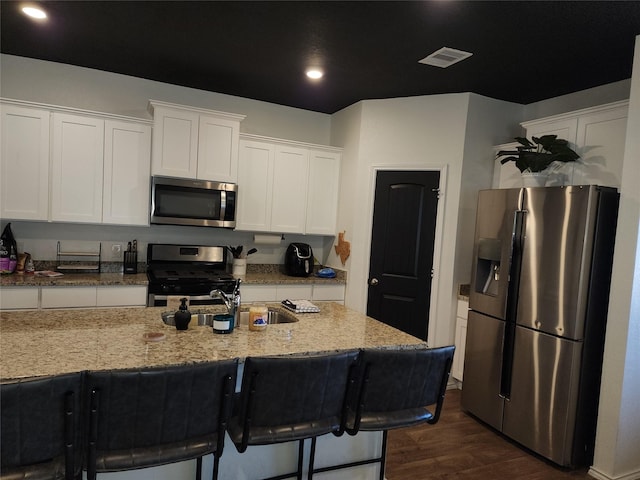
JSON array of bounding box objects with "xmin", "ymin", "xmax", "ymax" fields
[{"xmin": 0, "ymin": 302, "xmax": 424, "ymax": 380}]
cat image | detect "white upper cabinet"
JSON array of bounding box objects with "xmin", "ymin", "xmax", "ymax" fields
[
  {"xmin": 197, "ymin": 114, "xmax": 240, "ymax": 182},
  {"xmin": 103, "ymin": 120, "xmax": 152, "ymax": 225},
  {"xmin": 150, "ymin": 105, "xmax": 198, "ymax": 178},
  {"xmin": 271, "ymin": 144, "xmax": 309, "ymax": 233},
  {"xmin": 51, "ymin": 113, "xmax": 105, "ymax": 223},
  {"xmin": 236, "ymin": 134, "xmax": 341, "ymax": 235},
  {"xmin": 573, "ymin": 105, "xmax": 628, "ymax": 187},
  {"xmin": 521, "ymin": 101, "xmax": 628, "ymax": 188},
  {"xmin": 0, "ymin": 103, "xmax": 50, "ymax": 220},
  {"xmin": 149, "ymin": 100, "xmax": 244, "ymax": 182},
  {"xmin": 306, "ymin": 150, "xmax": 341, "ymax": 235},
  {"xmin": 236, "ymin": 139, "xmax": 275, "ymax": 231}
]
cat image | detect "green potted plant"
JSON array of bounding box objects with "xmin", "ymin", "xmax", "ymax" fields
[{"xmin": 497, "ymin": 135, "xmax": 580, "ymax": 186}]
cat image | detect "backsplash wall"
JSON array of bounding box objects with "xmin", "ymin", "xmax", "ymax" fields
[{"xmin": 3, "ymin": 220, "xmax": 333, "ymax": 268}]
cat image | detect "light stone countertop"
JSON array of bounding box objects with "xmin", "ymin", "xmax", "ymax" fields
[
  {"xmin": 0, "ymin": 302, "xmax": 425, "ymax": 380},
  {"xmin": 0, "ymin": 273, "xmax": 149, "ymax": 287},
  {"xmin": 0, "ymin": 268, "xmax": 345, "ymax": 287}
]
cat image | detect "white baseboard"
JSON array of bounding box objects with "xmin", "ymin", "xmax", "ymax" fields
[{"xmin": 588, "ymin": 466, "xmax": 640, "ymax": 480}]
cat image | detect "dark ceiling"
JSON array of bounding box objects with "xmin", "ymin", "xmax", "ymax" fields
[{"xmin": 2, "ymin": 1, "xmax": 640, "ymax": 114}]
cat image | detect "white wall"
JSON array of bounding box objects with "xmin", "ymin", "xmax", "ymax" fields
[
  {"xmin": 6, "ymin": 220, "xmax": 326, "ymax": 268},
  {"xmin": 329, "ymin": 93, "xmax": 470, "ymax": 347},
  {"xmin": 0, "ymin": 54, "xmax": 332, "ymax": 144},
  {"xmin": 329, "ymin": 93, "xmax": 524, "ymax": 347},
  {"xmin": 523, "ymin": 79, "xmax": 631, "ymax": 122},
  {"xmin": 591, "ymin": 35, "xmax": 640, "ymax": 480},
  {"xmin": 457, "ymin": 95, "xmax": 523, "ymax": 283}
]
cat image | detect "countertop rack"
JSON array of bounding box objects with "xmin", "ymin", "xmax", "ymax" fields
[{"xmin": 56, "ymin": 241, "xmax": 102, "ymax": 273}]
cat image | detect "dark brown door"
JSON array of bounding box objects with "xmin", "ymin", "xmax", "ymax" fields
[{"xmin": 366, "ymin": 170, "xmax": 440, "ymax": 339}]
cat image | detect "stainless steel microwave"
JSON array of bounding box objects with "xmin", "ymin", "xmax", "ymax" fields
[{"xmin": 150, "ymin": 176, "xmax": 237, "ymax": 228}]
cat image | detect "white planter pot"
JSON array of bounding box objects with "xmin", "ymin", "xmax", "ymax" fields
[{"xmin": 521, "ymin": 172, "xmax": 548, "ymax": 187}]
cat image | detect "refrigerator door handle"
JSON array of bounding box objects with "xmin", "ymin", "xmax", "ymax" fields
[{"xmin": 500, "ymin": 209, "xmax": 525, "ymax": 399}]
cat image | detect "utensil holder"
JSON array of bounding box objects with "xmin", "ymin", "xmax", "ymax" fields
[
  {"xmin": 232, "ymin": 258, "xmax": 247, "ymax": 276},
  {"xmin": 123, "ymin": 251, "xmax": 138, "ymax": 274}
]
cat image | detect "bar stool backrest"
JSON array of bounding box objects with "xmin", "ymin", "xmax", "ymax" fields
[
  {"xmin": 347, "ymin": 345, "xmax": 455, "ymax": 433},
  {"xmin": 85, "ymin": 359, "xmax": 237, "ymax": 477},
  {"xmin": 1, "ymin": 372, "xmax": 83, "ymax": 480},
  {"xmin": 230, "ymin": 350, "xmax": 359, "ymax": 452}
]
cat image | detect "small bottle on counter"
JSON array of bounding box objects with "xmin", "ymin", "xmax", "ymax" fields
[
  {"xmin": 174, "ymin": 298, "xmax": 191, "ymax": 330},
  {"xmin": 248, "ymin": 304, "xmax": 268, "ymax": 331}
]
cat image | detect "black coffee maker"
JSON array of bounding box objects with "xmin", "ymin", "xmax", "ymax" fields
[{"xmin": 284, "ymin": 243, "xmax": 313, "ymax": 277}]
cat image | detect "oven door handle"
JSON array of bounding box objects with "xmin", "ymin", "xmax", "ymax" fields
[{"xmin": 151, "ymin": 294, "xmax": 213, "ymax": 301}]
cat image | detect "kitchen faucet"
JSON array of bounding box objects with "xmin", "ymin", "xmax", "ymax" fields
[{"xmin": 210, "ymin": 279, "xmax": 241, "ymax": 327}]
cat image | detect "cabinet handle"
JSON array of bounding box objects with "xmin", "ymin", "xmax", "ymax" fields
[{"xmin": 369, "ymin": 278, "xmax": 379, "ymax": 286}]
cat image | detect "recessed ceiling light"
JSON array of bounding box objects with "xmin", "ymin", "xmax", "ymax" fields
[
  {"xmin": 21, "ymin": 5, "xmax": 47, "ymax": 20},
  {"xmin": 306, "ymin": 69, "xmax": 324, "ymax": 80},
  {"xmin": 419, "ymin": 47, "xmax": 472, "ymax": 68}
]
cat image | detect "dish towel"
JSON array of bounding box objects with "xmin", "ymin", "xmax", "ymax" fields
[{"xmin": 281, "ymin": 299, "xmax": 320, "ymax": 313}]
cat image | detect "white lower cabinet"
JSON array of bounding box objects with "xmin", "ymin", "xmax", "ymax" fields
[
  {"xmin": 240, "ymin": 284, "xmax": 344, "ymax": 304},
  {"xmin": 275, "ymin": 285, "xmax": 313, "ymax": 302},
  {"xmin": 311, "ymin": 284, "xmax": 346, "ymax": 304},
  {"xmin": 42, "ymin": 286, "xmax": 147, "ymax": 308},
  {"xmin": 452, "ymin": 299, "xmax": 468, "ymax": 381},
  {"xmin": 41, "ymin": 286, "xmax": 98, "ymax": 308},
  {"xmin": 96, "ymin": 286, "xmax": 147, "ymax": 307},
  {"xmin": 0, "ymin": 287, "xmax": 39, "ymax": 310}
]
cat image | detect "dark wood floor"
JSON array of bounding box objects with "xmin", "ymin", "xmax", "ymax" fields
[{"xmin": 385, "ymin": 389, "xmax": 592, "ymax": 479}]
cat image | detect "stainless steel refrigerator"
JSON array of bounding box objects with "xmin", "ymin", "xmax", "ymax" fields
[{"xmin": 461, "ymin": 185, "xmax": 619, "ymax": 467}]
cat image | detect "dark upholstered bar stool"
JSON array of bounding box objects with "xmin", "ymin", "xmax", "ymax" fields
[
  {"xmin": 309, "ymin": 345, "xmax": 455, "ymax": 480},
  {"xmin": 227, "ymin": 350, "xmax": 359, "ymax": 480},
  {"xmin": 1, "ymin": 372, "xmax": 84, "ymax": 480},
  {"xmin": 85, "ymin": 359, "xmax": 237, "ymax": 480}
]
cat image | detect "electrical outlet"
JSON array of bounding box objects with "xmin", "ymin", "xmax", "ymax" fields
[{"xmin": 111, "ymin": 244, "xmax": 122, "ymax": 260}]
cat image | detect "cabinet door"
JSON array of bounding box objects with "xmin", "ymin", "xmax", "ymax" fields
[
  {"xmin": 103, "ymin": 120, "xmax": 151, "ymax": 225},
  {"xmin": 573, "ymin": 105, "xmax": 627, "ymax": 187},
  {"xmin": 197, "ymin": 114, "xmax": 240, "ymax": 182},
  {"xmin": 51, "ymin": 113, "xmax": 104, "ymax": 223},
  {"xmin": 236, "ymin": 140, "xmax": 274, "ymax": 231},
  {"xmin": 240, "ymin": 285, "xmax": 277, "ymax": 303},
  {"xmin": 0, "ymin": 104, "xmax": 50, "ymax": 220},
  {"xmin": 151, "ymin": 106, "xmax": 198, "ymax": 178},
  {"xmin": 311, "ymin": 284, "xmax": 345, "ymax": 303},
  {"xmin": 96, "ymin": 286, "xmax": 147, "ymax": 306},
  {"xmin": 0, "ymin": 286, "xmax": 39, "ymax": 310},
  {"xmin": 524, "ymin": 118, "xmax": 578, "ymax": 186},
  {"xmin": 276, "ymin": 285, "xmax": 313, "ymax": 302},
  {"xmin": 271, "ymin": 145, "xmax": 309, "ymax": 233},
  {"xmin": 306, "ymin": 150, "xmax": 340, "ymax": 235},
  {"xmin": 41, "ymin": 286, "xmax": 97, "ymax": 308}
]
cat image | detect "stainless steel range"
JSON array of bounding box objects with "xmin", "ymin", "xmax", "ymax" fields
[{"xmin": 146, "ymin": 244, "xmax": 237, "ymax": 307}]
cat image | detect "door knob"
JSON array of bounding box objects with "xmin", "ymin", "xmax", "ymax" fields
[{"xmin": 369, "ymin": 278, "xmax": 379, "ymax": 286}]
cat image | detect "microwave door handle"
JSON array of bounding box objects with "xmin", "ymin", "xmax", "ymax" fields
[{"xmin": 220, "ymin": 190, "xmax": 227, "ymax": 220}]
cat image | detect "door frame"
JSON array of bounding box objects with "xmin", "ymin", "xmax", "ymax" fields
[{"xmin": 361, "ymin": 163, "xmax": 448, "ymax": 345}]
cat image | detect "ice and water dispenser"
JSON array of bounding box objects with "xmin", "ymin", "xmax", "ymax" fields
[{"xmin": 474, "ymin": 238, "xmax": 502, "ymax": 297}]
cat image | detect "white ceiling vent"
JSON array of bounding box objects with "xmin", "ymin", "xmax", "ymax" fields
[{"xmin": 419, "ymin": 47, "xmax": 473, "ymax": 68}]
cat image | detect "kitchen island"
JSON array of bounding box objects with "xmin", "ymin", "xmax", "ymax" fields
[{"xmin": 0, "ymin": 302, "xmax": 426, "ymax": 479}]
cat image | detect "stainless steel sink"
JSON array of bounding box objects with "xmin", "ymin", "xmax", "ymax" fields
[
  {"xmin": 238, "ymin": 308, "xmax": 298, "ymax": 326},
  {"xmin": 161, "ymin": 308, "xmax": 298, "ymax": 326}
]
